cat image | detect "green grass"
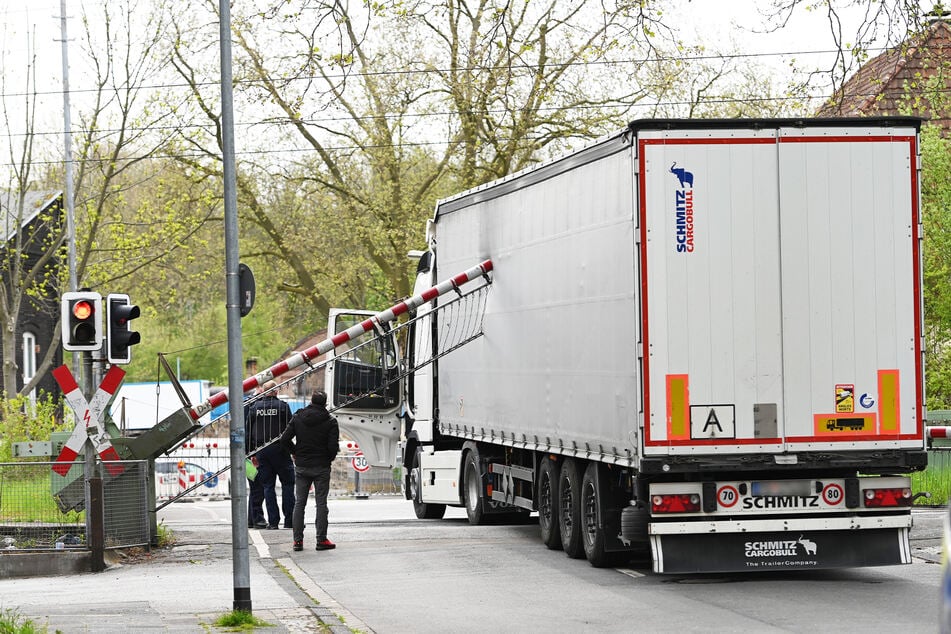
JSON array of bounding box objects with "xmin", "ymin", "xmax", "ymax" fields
[
  {"xmin": 155, "ymin": 521, "xmax": 175, "ymax": 548},
  {"xmin": 912, "ymin": 451, "xmax": 951, "ymax": 506},
  {"xmin": 0, "ymin": 607, "xmax": 53, "ymax": 634},
  {"xmin": 212, "ymin": 610, "xmax": 273, "ymax": 631},
  {"xmin": 0, "ymin": 472, "xmax": 83, "ymax": 524}
]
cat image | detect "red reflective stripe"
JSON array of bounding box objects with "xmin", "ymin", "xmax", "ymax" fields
[
  {"xmin": 331, "ymin": 332, "xmax": 351, "ymax": 347},
  {"xmin": 208, "ymin": 392, "xmax": 229, "ymax": 409},
  {"xmin": 52, "ymin": 365, "xmax": 79, "ymax": 394},
  {"xmin": 98, "ymin": 366, "xmax": 126, "ymax": 395},
  {"xmin": 52, "ymin": 448, "xmax": 79, "ymax": 476}
]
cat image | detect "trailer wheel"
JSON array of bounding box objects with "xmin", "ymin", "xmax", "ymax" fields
[
  {"xmin": 558, "ymin": 458, "xmax": 584, "ymax": 558},
  {"xmin": 463, "ymin": 450, "xmax": 487, "ymax": 525},
  {"xmin": 538, "ymin": 456, "xmax": 562, "ymax": 550},
  {"xmin": 581, "ymin": 462, "xmax": 615, "ymax": 567},
  {"xmin": 411, "ymin": 449, "xmax": 446, "ymax": 520}
]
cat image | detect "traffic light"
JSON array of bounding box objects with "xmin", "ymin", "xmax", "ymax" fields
[
  {"xmin": 61, "ymin": 291, "xmax": 103, "ymax": 351},
  {"xmin": 106, "ymin": 293, "xmax": 140, "ymax": 364}
]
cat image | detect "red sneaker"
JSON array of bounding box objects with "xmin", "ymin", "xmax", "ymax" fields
[
  {"xmin": 315, "ymin": 539, "xmax": 336, "ymax": 551},
  {"xmin": 292, "ymin": 541, "xmax": 303, "ymax": 552}
]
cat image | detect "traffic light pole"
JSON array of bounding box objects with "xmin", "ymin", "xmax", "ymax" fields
[{"xmin": 81, "ymin": 351, "xmax": 96, "ymax": 568}]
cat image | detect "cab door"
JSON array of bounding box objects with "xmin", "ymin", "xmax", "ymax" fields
[
  {"xmin": 325, "ymin": 309, "xmax": 401, "ymax": 412},
  {"xmin": 324, "ymin": 309, "xmax": 403, "ymax": 467}
]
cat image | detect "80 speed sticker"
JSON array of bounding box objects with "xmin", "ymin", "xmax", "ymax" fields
[{"xmin": 822, "ymin": 483, "xmax": 844, "ymax": 506}]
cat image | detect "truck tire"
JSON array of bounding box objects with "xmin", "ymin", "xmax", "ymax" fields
[
  {"xmin": 538, "ymin": 456, "xmax": 562, "ymax": 550},
  {"xmin": 463, "ymin": 449, "xmax": 487, "ymax": 525},
  {"xmin": 411, "ymin": 449, "xmax": 446, "ymax": 520},
  {"xmin": 581, "ymin": 461, "xmax": 615, "ymax": 568},
  {"xmin": 558, "ymin": 458, "xmax": 584, "ymax": 558}
]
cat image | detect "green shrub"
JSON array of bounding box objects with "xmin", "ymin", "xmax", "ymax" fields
[{"xmin": 0, "ymin": 393, "xmax": 66, "ymax": 462}]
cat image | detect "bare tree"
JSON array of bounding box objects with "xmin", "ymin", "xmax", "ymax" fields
[
  {"xmin": 165, "ymin": 0, "xmax": 686, "ymax": 317},
  {"xmin": 764, "ymin": 0, "xmax": 929, "ymax": 110},
  {"xmin": 0, "ymin": 30, "xmax": 67, "ymax": 398}
]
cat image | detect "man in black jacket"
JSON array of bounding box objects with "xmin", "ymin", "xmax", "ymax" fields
[{"xmin": 280, "ymin": 390, "xmax": 339, "ymax": 551}]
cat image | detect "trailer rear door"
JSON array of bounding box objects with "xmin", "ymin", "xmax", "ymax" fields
[{"xmin": 638, "ymin": 122, "xmax": 923, "ymax": 456}]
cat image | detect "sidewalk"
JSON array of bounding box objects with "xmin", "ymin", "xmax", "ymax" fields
[{"xmin": 0, "ymin": 521, "xmax": 369, "ymax": 633}]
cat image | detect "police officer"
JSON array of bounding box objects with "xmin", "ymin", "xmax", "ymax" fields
[{"xmin": 245, "ymin": 380, "xmax": 295, "ymax": 529}]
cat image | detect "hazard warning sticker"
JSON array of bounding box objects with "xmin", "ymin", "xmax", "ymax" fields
[
  {"xmin": 690, "ymin": 404, "xmax": 736, "ymax": 439},
  {"xmin": 835, "ymin": 384, "xmax": 855, "ymax": 413}
]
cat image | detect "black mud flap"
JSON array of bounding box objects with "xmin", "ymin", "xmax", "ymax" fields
[{"xmin": 652, "ymin": 527, "xmax": 910, "ymax": 574}]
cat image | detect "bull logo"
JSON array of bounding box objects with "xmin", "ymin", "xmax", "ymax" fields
[{"xmin": 670, "ymin": 162, "xmax": 694, "ymax": 188}]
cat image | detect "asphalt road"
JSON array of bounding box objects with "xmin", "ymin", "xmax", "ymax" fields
[{"xmin": 158, "ymin": 498, "xmax": 946, "ymax": 634}]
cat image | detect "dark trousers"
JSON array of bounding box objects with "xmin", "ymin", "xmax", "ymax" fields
[
  {"xmin": 257, "ymin": 444, "xmax": 296, "ymax": 526},
  {"xmin": 247, "ymin": 475, "xmax": 265, "ymax": 526},
  {"xmin": 293, "ymin": 465, "xmax": 331, "ymax": 543}
]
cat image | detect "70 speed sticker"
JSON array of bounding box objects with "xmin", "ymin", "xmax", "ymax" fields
[{"xmin": 717, "ymin": 485, "xmax": 739, "ymax": 508}]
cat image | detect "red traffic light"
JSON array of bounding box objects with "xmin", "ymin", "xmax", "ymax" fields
[
  {"xmin": 61, "ymin": 291, "xmax": 103, "ymax": 351},
  {"xmin": 72, "ymin": 300, "xmax": 93, "ymax": 321}
]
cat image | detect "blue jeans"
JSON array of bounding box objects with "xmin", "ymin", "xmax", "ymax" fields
[
  {"xmin": 257, "ymin": 444, "xmax": 296, "ymax": 526},
  {"xmin": 293, "ymin": 465, "xmax": 331, "ymax": 543}
]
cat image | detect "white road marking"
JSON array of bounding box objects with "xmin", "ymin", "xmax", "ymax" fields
[{"xmin": 249, "ymin": 528, "xmax": 271, "ymax": 559}]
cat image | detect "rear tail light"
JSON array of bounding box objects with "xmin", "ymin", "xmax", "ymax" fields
[
  {"xmin": 651, "ymin": 493, "xmax": 701, "ymax": 514},
  {"xmin": 863, "ymin": 487, "xmax": 912, "ymax": 508}
]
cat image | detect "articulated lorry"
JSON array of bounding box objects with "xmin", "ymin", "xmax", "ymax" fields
[
  {"xmin": 320, "ymin": 118, "xmax": 927, "ymax": 573},
  {"xmin": 324, "ymin": 117, "xmax": 929, "ymax": 573}
]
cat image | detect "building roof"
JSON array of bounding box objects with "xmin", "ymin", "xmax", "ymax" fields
[
  {"xmin": 0, "ymin": 190, "xmax": 62, "ymax": 242},
  {"xmin": 815, "ymin": 19, "xmax": 951, "ymax": 126}
]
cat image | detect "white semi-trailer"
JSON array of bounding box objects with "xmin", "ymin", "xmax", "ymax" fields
[{"xmin": 325, "ymin": 118, "xmax": 927, "ymax": 573}]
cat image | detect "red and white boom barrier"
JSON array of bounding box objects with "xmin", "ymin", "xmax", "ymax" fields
[
  {"xmin": 927, "ymin": 426, "xmax": 951, "ymax": 440},
  {"xmin": 189, "ymin": 258, "xmax": 493, "ymax": 420}
]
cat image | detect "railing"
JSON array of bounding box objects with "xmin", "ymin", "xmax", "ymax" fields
[{"xmin": 0, "ymin": 460, "xmax": 150, "ymax": 552}]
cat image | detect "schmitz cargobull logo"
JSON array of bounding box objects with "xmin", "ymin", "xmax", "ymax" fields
[
  {"xmin": 745, "ymin": 535, "xmax": 818, "ymax": 558},
  {"xmin": 670, "ymin": 162, "xmax": 694, "ymax": 253}
]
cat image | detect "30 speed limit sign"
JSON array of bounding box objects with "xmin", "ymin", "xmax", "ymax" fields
[{"xmin": 351, "ymin": 452, "xmax": 370, "ymax": 473}]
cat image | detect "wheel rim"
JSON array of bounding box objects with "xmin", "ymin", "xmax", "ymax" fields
[
  {"xmin": 410, "ymin": 465, "xmax": 421, "ymax": 502},
  {"xmin": 582, "ymin": 479, "xmax": 598, "ymax": 546},
  {"xmin": 466, "ymin": 463, "xmax": 480, "ymax": 512},
  {"xmin": 539, "ymin": 471, "xmax": 553, "ymax": 528}
]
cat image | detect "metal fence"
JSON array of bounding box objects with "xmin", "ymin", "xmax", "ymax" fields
[
  {"xmin": 919, "ymin": 447, "xmax": 951, "ymax": 504},
  {"xmin": 0, "ymin": 460, "xmax": 150, "ymax": 551}
]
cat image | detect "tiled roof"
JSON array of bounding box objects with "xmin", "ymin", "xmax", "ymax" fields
[
  {"xmin": 816, "ymin": 19, "xmax": 951, "ymax": 126},
  {"xmin": 0, "ymin": 190, "xmax": 62, "ymax": 242}
]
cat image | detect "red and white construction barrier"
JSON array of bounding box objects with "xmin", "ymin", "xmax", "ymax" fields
[{"xmin": 189, "ymin": 258, "xmax": 493, "ymax": 419}]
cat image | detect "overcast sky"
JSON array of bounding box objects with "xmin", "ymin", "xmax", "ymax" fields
[{"xmin": 0, "ymin": 0, "xmax": 935, "ymax": 171}]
